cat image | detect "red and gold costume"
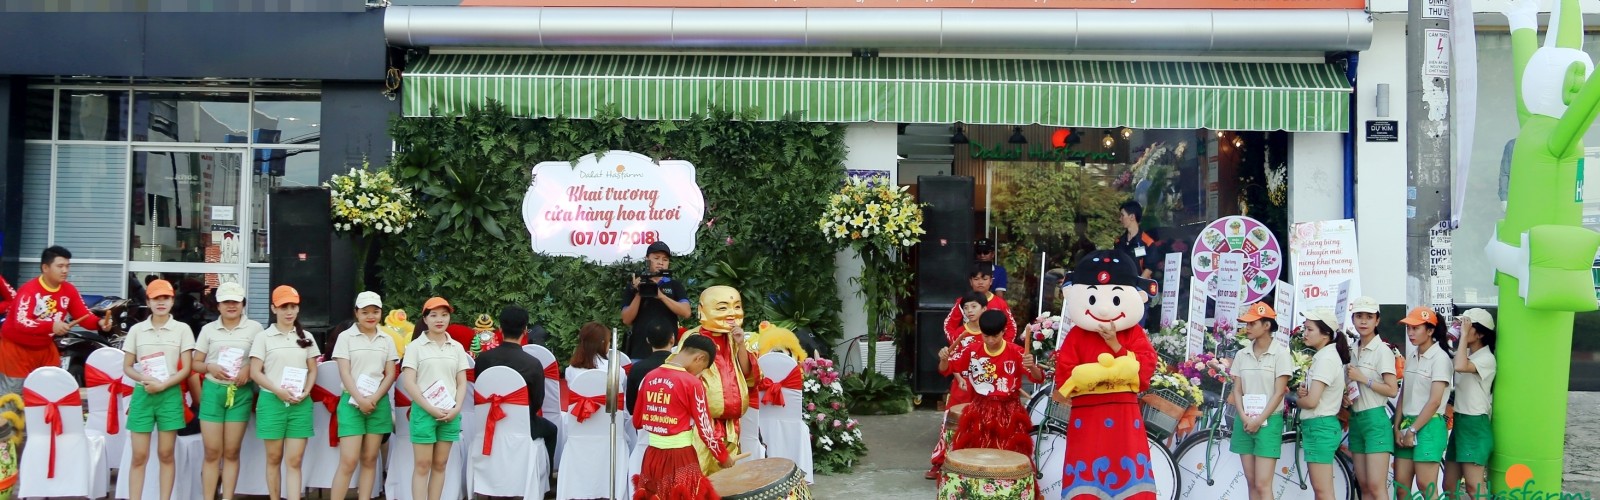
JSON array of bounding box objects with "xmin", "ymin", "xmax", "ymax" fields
[
  {"xmin": 949, "ymin": 340, "xmax": 1041, "ymax": 458},
  {"xmin": 633, "ymin": 364, "xmax": 729, "ymax": 500},
  {"xmin": 942, "ymin": 292, "xmax": 1016, "ymax": 347},
  {"xmin": 930, "ymin": 294, "xmax": 1017, "ymax": 470},
  {"xmin": 681, "ymin": 285, "xmax": 761, "ymax": 474},
  {"xmin": 0, "ymin": 277, "xmax": 101, "ymax": 381},
  {"xmin": 1055, "ymin": 326, "xmax": 1158, "ymax": 500}
]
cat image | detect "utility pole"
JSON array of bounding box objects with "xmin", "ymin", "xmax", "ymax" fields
[{"xmin": 1408, "ymin": 0, "xmax": 1453, "ymax": 316}]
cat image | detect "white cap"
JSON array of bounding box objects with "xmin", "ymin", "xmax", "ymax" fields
[
  {"xmin": 215, "ymin": 282, "xmax": 246, "ymax": 303},
  {"xmin": 354, "ymin": 291, "xmax": 383, "ymax": 309},
  {"xmin": 1302, "ymin": 307, "xmax": 1343, "ymax": 333},
  {"xmin": 1350, "ymin": 296, "xmax": 1380, "ymax": 314},
  {"xmin": 1459, "ymin": 308, "xmax": 1496, "ymax": 331}
]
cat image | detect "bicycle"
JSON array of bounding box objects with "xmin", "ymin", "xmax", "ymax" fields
[{"xmin": 1027, "ymin": 385, "xmax": 1180, "ymax": 500}]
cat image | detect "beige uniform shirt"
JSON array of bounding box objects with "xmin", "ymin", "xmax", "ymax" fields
[
  {"xmin": 331, "ymin": 325, "xmax": 399, "ymax": 389},
  {"xmin": 1401, "ymin": 342, "xmax": 1453, "ymax": 417},
  {"xmin": 401, "ymin": 334, "xmax": 470, "ymax": 401},
  {"xmin": 249, "ymin": 324, "xmax": 320, "ymax": 390},
  {"xmin": 195, "ymin": 318, "xmax": 264, "ymax": 383},
  {"xmin": 123, "ymin": 318, "xmax": 195, "ymax": 382},
  {"xmin": 1351, "ymin": 335, "xmax": 1398, "ymax": 412},
  {"xmin": 1230, "ymin": 340, "xmax": 1294, "ymax": 417},
  {"xmin": 1452, "ymin": 347, "xmax": 1497, "ymax": 416},
  {"xmin": 1303, "ymin": 345, "xmax": 1346, "ymax": 419}
]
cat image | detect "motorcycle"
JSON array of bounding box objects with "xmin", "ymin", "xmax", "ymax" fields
[{"xmin": 56, "ymin": 296, "xmax": 142, "ymax": 388}]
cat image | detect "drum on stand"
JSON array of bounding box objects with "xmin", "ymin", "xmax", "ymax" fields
[
  {"xmin": 938, "ymin": 448, "xmax": 1036, "ymax": 499},
  {"xmin": 709, "ymin": 458, "xmax": 812, "ymax": 500},
  {"xmin": 943, "ymin": 403, "xmax": 969, "ymax": 451}
]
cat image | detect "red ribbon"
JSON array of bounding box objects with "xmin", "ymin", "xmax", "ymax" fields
[
  {"xmin": 394, "ymin": 389, "xmax": 413, "ymax": 419},
  {"xmin": 749, "ymin": 381, "xmax": 769, "ymax": 409},
  {"xmin": 309, "ymin": 385, "xmax": 341, "ymax": 447},
  {"xmin": 760, "ymin": 366, "xmax": 805, "ymax": 407},
  {"xmin": 568, "ymin": 394, "xmax": 609, "ymax": 423},
  {"xmin": 472, "ymin": 387, "xmax": 530, "ymax": 455},
  {"xmin": 544, "ymin": 363, "xmax": 562, "ymax": 418},
  {"xmin": 83, "ymin": 364, "xmax": 133, "ymax": 434},
  {"xmin": 176, "ymin": 358, "xmax": 196, "ymax": 424},
  {"xmin": 22, "ymin": 388, "xmax": 81, "ymax": 478}
]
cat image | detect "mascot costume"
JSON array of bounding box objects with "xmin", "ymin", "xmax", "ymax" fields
[
  {"xmin": 1486, "ymin": 0, "xmax": 1600, "ymax": 493},
  {"xmin": 679, "ymin": 285, "xmax": 761, "ymax": 474},
  {"xmin": 1053, "ymin": 250, "xmax": 1159, "ymax": 500}
]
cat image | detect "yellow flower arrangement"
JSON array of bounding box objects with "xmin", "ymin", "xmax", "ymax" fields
[
  {"xmin": 323, "ymin": 159, "xmax": 421, "ymax": 237},
  {"xmin": 817, "ymin": 176, "xmax": 926, "ymax": 253}
]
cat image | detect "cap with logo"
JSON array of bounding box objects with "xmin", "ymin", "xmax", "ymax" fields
[
  {"xmin": 271, "ymin": 285, "xmax": 300, "ymax": 307},
  {"xmin": 1398, "ymin": 306, "xmax": 1438, "ymax": 326},
  {"xmin": 1070, "ymin": 250, "xmax": 1159, "ymax": 296},
  {"xmin": 1238, "ymin": 301, "xmax": 1278, "ymax": 322},
  {"xmin": 145, "ymin": 279, "xmax": 175, "ymax": 299},
  {"xmin": 215, "ymin": 282, "xmax": 246, "ymax": 303}
]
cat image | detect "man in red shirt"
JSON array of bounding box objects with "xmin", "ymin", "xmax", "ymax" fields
[
  {"xmin": 0, "ymin": 246, "xmax": 111, "ymax": 396},
  {"xmin": 632, "ymin": 335, "xmax": 744, "ymax": 499}
]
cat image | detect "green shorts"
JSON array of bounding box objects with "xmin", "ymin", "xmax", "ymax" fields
[
  {"xmin": 337, "ymin": 392, "xmax": 395, "ymax": 437},
  {"xmin": 255, "ymin": 390, "xmax": 314, "ymax": 440},
  {"xmin": 1446, "ymin": 413, "xmax": 1492, "ymax": 465},
  {"xmin": 199, "ymin": 379, "xmax": 256, "ymax": 423},
  {"xmin": 1230, "ymin": 413, "xmax": 1285, "ymax": 458},
  {"xmin": 1299, "ymin": 416, "xmax": 1342, "ymax": 464},
  {"xmin": 1394, "ymin": 415, "xmax": 1448, "ymax": 463},
  {"xmin": 127, "ymin": 386, "xmax": 187, "ymax": 433},
  {"xmin": 1348, "ymin": 406, "xmax": 1394, "ymax": 454},
  {"xmin": 408, "ymin": 404, "xmax": 461, "ymax": 445}
]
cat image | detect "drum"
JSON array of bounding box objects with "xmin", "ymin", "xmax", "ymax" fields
[
  {"xmin": 943, "ymin": 403, "xmax": 969, "ymax": 451},
  {"xmin": 709, "ymin": 458, "xmax": 813, "ymax": 500},
  {"xmin": 938, "ymin": 448, "xmax": 1036, "ymax": 499}
]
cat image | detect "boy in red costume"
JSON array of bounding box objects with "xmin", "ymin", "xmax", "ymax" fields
[
  {"xmin": 944, "ymin": 309, "xmax": 1045, "ymax": 496},
  {"xmin": 1052, "ymin": 250, "xmax": 1159, "ymax": 500},
  {"xmin": 632, "ymin": 335, "xmax": 745, "ymax": 499},
  {"xmin": 942, "ymin": 265, "xmax": 1016, "ymax": 345},
  {"xmin": 927, "ymin": 265, "xmax": 1017, "ymax": 479}
]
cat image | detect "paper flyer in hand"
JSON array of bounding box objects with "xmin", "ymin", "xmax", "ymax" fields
[
  {"xmin": 422, "ymin": 380, "xmax": 456, "ymax": 410},
  {"xmin": 214, "ymin": 347, "xmax": 245, "ymax": 379},
  {"xmin": 349, "ymin": 374, "xmax": 382, "ymax": 405},
  {"xmin": 1243, "ymin": 393, "xmax": 1268, "ymax": 418},
  {"xmin": 280, "ymin": 367, "xmax": 308, "ymax": 395},
  {"xmin": 139, "ymin": 352, "xmax": 170, "ymax": 382}
]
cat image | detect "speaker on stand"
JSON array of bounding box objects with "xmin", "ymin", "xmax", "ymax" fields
[
  {"xmin": 269, "ymin": 186, "xmax": 334, "ymax": 333},
  {"xmin": 912, "ymin": 175, "xmax": 974, "ymax": 395}
]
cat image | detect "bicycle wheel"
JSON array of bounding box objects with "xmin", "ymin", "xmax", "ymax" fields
[
  {"xmin": 1171, "ymin": 429, "xmax": 1251, "ymax": 499},
  {"xmin": 1149, "ymin": 435, "xmax": 1179, "ymax": 500},
  {"xmin": 1269, "ymin": 432, "xmax": 1358, "ymax": 500},
  {"xmin": 1032, "ymin": 429, "xmax": 1067, "ymax": 499},
  {"xmin": 1333, "ymin": 452, "xmax": 1359, "ymax": 500},
  {"xmin": 1027, "ymin": 386, "xmax": 1068, "ymax": 435}
]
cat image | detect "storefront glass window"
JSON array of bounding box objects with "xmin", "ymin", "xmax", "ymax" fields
[
  {"xmin": 131, "ymin": 91, "xmax": 249, "ymax": 143},
  {"xmin": 126, "ymin": 271, "xmax": 241, "ymax": 333},
  {"xmin": 24, "ymin": 88, "xmax": 53, "ymax": 140},
  {"xmin": 59, "ymin": 90, "xmax": 129, "ymax": 141},
  {"xmin": 129, "ymin": 150, "xmax": 246, "ymax": 264},
  {"xmin": 19, "ymin": 144, "xmax": 51, "ymax": 259},
  {"xmin": 55, "ymin": 145, "xmax": 128, "ymax": 260},
  {"xmin": 253, "ymin": 92, "xmax": 321, "ymax": 146},
  {"xmin": 250, "ymin": 148, "xmax": 320, "ymax": 264}
]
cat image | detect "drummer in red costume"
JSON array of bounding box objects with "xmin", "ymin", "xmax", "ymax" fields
[
  {"xmin": 0, "ymin": 245, "xmax": 111, "ymax": 397},
  {"xmin": 1051, "ymin": 250, "xmax": 1160, "ymax": 500},
  {"xmin": 942, "ymin": 265, "xmax": 1016, "ymax": 346},
  {"xmin": 677, "ymin": 285, "xmax": 761, "ymax": 474},
  {"xmin": 633, "ymin": 335, "xmax": 747, "ymax": 499},
  {"xmin": 946, "ymin": 309, "xmax": 1045, "ymax": 497}
]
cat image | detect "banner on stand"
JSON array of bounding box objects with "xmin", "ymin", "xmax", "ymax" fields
[
  {"xmin": 1290, "ymin": 219, "xmax": 1363, "ymax": 327},
  {"xmin": 1274, "ymin": 280, "xmax": 1295, "ymax": 347},
  {"xmin": 1187, "ymin": 277, "xmax": 1208, "ymax": 358},
  {"xmin": 1161, "ymin": 253, "xmax": 1182, "ymax": 329},
  {"xmin": 1213, "ymin": 252, "xmax": 1246, "ymax": 339},
  {"xmin": 522, "ymin": 150, "xmax": 706, "ymax": 264}
]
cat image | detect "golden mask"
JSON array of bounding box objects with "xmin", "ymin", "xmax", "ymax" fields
[{"xmin": 698, "ymin": 285, "xmax": 745, "ymax": 333}]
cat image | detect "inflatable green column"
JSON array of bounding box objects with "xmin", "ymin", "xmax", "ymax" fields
[{"xmin": 1489, "ymin": 0, "xmax": 1600, "ymax": 493}]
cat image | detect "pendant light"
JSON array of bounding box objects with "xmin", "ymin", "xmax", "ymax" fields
[{"xmin": 1008, "ymin": 127, "xmax": 1028, "ymax": 144}]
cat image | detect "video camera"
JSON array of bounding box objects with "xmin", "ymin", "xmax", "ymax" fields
[{"xmin": 635, "ymin": 269, "xmax": 672, "ymax": 297}]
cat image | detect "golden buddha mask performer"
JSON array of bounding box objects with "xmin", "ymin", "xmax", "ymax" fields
[
  {"xmin": 680, "ymin": 285, "xmax": 762, "ymax": 474},
  {"xmin": 1052, "ymin": 250, "xmax": 1159, "ymax": 500}
]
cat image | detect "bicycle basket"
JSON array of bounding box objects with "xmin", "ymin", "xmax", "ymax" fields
[{"xmin": 1141, "ymin": 403, "xmax": 1181, "ymax": 441}]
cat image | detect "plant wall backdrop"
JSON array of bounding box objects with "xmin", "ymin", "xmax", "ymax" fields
[{"xmin": 378, "ymin": 102, "xmax": 849, "ymax": 360}]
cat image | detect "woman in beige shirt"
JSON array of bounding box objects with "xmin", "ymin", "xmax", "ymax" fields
[
  {"xmin": 330, "ymin": 291, "xmax": 399, "ymax": 500},
  {"xmin": 249, "ymin": 286, "xmax": 321, "ymax": 500},
  {"xmin": 400, "ymin": 297, "xmax": 471, "ymax": 500},
  {"xmin": 193, "ymin": 281, "xmax": 263, "ymax": 500},
  {"xmin": 1343, "ymin": 296, "xmax": 1399, "ymax": 500},
  {"xmin": 122, "ymin": 279, "xmax": 195, "ymax": 500},
  {"xmin": 1444, "ymin": 308, "xmax": 1497, "ymax": 499},
  {"xmin": 1227, "ymin": 301, "xmax": 1294, "ymax": 500},
  {"xmin": 1394, "ymin": 306, "xmax": 1454, "ymax": 500},
  {"xmin": 1295, "ymin": 308, "xmax": 1351, "ymax": 500}
]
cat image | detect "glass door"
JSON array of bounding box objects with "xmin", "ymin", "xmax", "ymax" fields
[{"xmin": 128, "ymin": 147, "xmax": 250, "ymax": 333}]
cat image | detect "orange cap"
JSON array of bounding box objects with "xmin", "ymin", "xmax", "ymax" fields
[
  {"xmin": 145, "ymin": 279, "xmax": 174, "ymax": 299},
  {"xmin": 1237, "ymin": 301, "xmax": 1277, "ymax": 322},
  {"xmin": 1398, "ymin": 306, "xmax": 1438, "ymax": 326},
  {"xmin": 423, "ymin": 296, "xmax": 453, "ymax": 313},
  {"xmin": 271, "ymin": 285, "xmax": 301, "ymax": 307}
]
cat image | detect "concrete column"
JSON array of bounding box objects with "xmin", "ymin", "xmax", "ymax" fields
[{"xmin": 834, "ymin": 122, "xmax": 898, "ymax": 373}]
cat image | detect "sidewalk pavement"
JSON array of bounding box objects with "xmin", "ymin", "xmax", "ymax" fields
[{"xmin": 815, "ymin": 392, "xmax": 1600, "ymax": 498}]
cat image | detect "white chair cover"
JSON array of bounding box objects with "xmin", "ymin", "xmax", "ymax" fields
[
  {"xmin": 756, "ymin": 353, "xmax": 813, "ymax": 484},
  {"xmin": 18, "ymin": 367, "xmax": 108, "ymax": 499},
  {"xmin": 384, "ymin": 382, "xmax": 468, "ymax": 500},
  {"xmin": 611, "ymin": 349, "xmax": 638, "ymax": 449},
  {"xmin": 83, "ymin": 346, "xmax": 130, "ymax": 472},
  {"xmin": 304, "ymin": 361, "xmax": 364, "ymax": 491},
  {"xmin": 235, "ymin": 416, "xmax": 285, "ymax": 496},
  {"xmin": 522, "ymin": 344, "xmax": 566, "ymax": 470},
  {"xmin": 739, "ymin": 408, "xmax": 766, "ymax": 464},
  {"xmin": 114, "ymin": 433, "xmax": 203, "ymax": 500},
  {"xmin": 556, "ymin": 370, "xmax": 630, "ymax": 500},
  {"xmin": 467, "ymin": 366, "xmax": 550, "ymax": 498},
  {"xmin": 627, "ymin": 432, "xmax": 648, "ymax": 499}
]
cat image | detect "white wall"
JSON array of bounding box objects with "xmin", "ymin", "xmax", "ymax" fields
[
  {"xmin": 1353, "ymin": 17, "xmax": 1411, "ymax": 305},
  {"xmin": 834, "ymin": 122, "xmax": 898, "ymax": 372},
  {"xmin": 1289, "ymin": 132, "xmax": 1347, "ymax": 225}
]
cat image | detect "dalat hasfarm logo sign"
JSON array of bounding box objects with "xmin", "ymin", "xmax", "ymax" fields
[{"xmin": 522, "ymin": 151, "xmax": 705, "ymax": 264}]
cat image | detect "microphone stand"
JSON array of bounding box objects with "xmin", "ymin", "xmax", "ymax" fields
[{"xmin": 608, "ymin": 328, "xmax": 621, "ymax": 500}]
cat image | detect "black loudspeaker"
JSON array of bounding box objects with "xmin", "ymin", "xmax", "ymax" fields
[
  {"xmin": 269, "ymin": 187, "xmax": 333, "ymax": 329},
  {"xmin": 913, "ymin": 308, "xmax": 953, "ymax": 395},
  {"xmin": 916, "ymin": 175, "xmax": 975, "ymax": 309}
]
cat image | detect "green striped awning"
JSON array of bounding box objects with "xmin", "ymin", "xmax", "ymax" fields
[{"xmin": 403, "ymin": 54, "xmax": 1352, "ymax": 133}]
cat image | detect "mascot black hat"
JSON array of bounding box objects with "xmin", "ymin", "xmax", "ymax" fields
[{"xmin": 1072, "ymin": 250, "xmax": 1159, "ymax": 298}]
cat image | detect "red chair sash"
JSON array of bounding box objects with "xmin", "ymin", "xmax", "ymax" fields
[
  {"xmin": 472, "ymin": 387, "xmax": 530, "ymax": 455},
  {"xmin": 22, "ymin": 388, "xmax": 82, "ymax": 478},
  {"xmin": 309, "ymin": 385, "xmax": 342, "ymax": 447},
  {"xmin": 749, "ymin": 381, "xmax": 769, "ymax": 409},
  {"xmin": 394, "ymin": 390, "xmax": 413, "ymax": 419},
  {"xmin": 83, "ymin": 364, "xmax": 133, "ymax": 434},
  {"xmin": 761, "ymin": 366, "xmax": 805, "ymax": 407},
  {"xmin": 568, "ymin": 393, "xmax": 609, "ymax": 423},
  {"xmin": 543, "ymin": 363, "xmax": 562, "ymax": 417},
  {"xmin": 176, "ymin": 358, "xmax": 196, "ymax": 424}
]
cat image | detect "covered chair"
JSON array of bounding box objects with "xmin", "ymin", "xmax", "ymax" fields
[
  {"xmin": 467, "ymin": 365, "xmax": 550, "ymax": 498},
  {"xmin": 521, "ymin": 343, "xmax": 566, "ymax": 469},
  {"xmin": 83, "ymin": 346, "xmax": 131, "ymax": 473},
  {"xmin": 235, "ymin": 417, "xmax": 285, "ymax": 496},
  {"xmin": 756, "ymin": 352, "xmax": 813, "ymax": 484},
  {"xmin": 114, "ymin": 362, "xmax": 206, "ymax": 500},
  {"xmin": 18, "ymin": 366, "xmax": 108, "ymax": 499},
  {"xmin": 556, "ymin": 369, "xmax": 630, "ymax": 500},
  {"xmin": 611, "ymin": 348, "xmax": 637, "ymax": 449},
  {"xmin": 385, "ymin": 381, "xmax": 469, "ymax": 500}
]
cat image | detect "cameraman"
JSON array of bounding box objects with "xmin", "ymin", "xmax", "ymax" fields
[{"xmin": 621, "ymin": 241, "xmax": 691, "ymax": 359}]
